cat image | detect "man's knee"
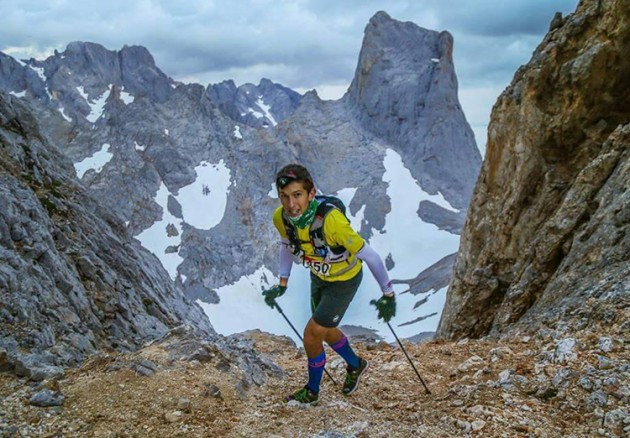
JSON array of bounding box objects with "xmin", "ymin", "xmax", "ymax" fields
[{"xmin": 304, "ymin": 318, "xmax": 328, "ymax": 343}]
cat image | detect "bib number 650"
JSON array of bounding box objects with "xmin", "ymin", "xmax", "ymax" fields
[{"xmin": 304, "ymin": 259, "xmax": 331, "ymax": 275}]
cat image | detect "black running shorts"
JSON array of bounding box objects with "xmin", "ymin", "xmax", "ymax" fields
[{"xmin": 310, "ymin": 268, "xmax": 363, "ymax": 328}]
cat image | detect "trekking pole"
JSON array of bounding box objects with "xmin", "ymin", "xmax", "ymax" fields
[
  {"xmin": 273, "ymin": 301, "xmax": 338, "ymax": 386},
  {"xmin": 386, "ymin": 322, "xmax": 431, "ymax": 394}
]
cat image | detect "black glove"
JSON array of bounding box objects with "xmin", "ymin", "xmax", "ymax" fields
[
  {"xmin": 262, "ymin": 285, "xmax": 287, "ymax": 309},
  {"xmin": 370, "ymin": 294, "xmax": 396, "ymax": 322}
]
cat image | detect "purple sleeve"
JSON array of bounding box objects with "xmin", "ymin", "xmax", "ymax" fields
[
  {"xmin": 278, "ymin": 238, "xmax": 294, "ymax": 279},
  {"xmin": 356, "ymin": 243, "xmax": 394, "ymax": 294}
]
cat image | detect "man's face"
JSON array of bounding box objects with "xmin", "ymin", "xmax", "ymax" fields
[{"xmin": 279, "ymin": 181, "xmax": 315, "ymax": 217}]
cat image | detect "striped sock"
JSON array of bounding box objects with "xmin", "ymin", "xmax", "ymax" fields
[
  {"xmin": 307, "ymin": 350, "xmax": 326, "ymax": 393},
  {"xmin": 329, "ymin": 335, "xmax": 360, "ymax": 370}
]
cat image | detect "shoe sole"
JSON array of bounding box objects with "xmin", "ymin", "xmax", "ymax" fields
[{"xmin": 343, "ymin": 359, "xmax": 370, "ymax": 395}]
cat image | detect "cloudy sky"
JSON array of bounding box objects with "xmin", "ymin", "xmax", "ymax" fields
[{"xmin": 1, "ymin": 0, "xmax": 579, "ymax": 151}]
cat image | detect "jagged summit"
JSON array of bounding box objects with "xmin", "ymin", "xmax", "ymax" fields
[
  {"xmin": 347, "ymin": 11, "xmax": 480, "ymax": 211},
  {"xmin": 0, "ymin": 41, "xmax": 300, "ymax": 129},
  {"xmin": 46, "ymin": 41, "xmax": 173, "ymax": 104},
  {"xmin": 206, "ymin": 77, "xmax": 302, "ymax": 128}
]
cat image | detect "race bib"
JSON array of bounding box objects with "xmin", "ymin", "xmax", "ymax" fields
[{"xmin": 302, "ymin": 256, "xmax": 332, "ymax": 276}]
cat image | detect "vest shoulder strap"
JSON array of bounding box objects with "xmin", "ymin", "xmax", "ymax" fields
[
  {"xmin": 311, "ymin": 197, "xmax": 346, "ymax": 254},
  {"xmin": 281, "ymin": 196, "xmax": 348, "ymax": 256}
]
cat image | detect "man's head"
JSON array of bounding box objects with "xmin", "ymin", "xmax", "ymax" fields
[
  {"xmin": 276, "ymin": 164, "xmax": 316, "ymax": 218},
  {"xmin": 275, "ymin": 164, "xmax": 314, "ymax": 192}
]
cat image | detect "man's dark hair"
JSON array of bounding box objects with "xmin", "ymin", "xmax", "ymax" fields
[{"xmin": 276, "ymin": 164, "xmax": 314, "ymax": 192}]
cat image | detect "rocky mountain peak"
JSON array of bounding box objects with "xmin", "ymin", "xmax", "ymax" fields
[
  {"xmin": 7, "ymin": 41, "xmax": 175, "ymax": 120},
  {"xmin": 119, "ymin": 44, "xmax": 156, "ymax": 66},
  {"xmin": 347, "ymin": 11, "xmax": 480, "ymax": 210}
]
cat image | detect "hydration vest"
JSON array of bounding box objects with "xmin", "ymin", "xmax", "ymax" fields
[{"xmin": 281, "ymin": 195, "xmax": 350, "ymax": 261}]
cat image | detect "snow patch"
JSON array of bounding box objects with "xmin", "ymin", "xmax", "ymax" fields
[
  {"xmin": 134, "ymin": 141, "xmax": 146, "ymax": 152},
  {"xmin": 74, "ymin": 143, "xmax": 113, "ymax": 178},
  {"xmin": 120, "ymin": 90, "xmax": 134, "ymax": 105},
  {"xmin": 29, "ymin": 65, "xmax": 46, "ymax": 82},
  {"xmin": 10, "ymin": 90, "xmax": 26, "ymax": 98},
  {"xmin": 421, "ymin": 190, "xmax": 459, "ymax": 213},
  {"xmin": 77, "ymin": 85, "xmax": 111, "ymax": 123},
  {"xmin": 233, "ymin": 125, "xmax": 243, "ymax": 139},
  {"xmin": 333, "ymin": 187, "xmax": 365, "ymax": 232},
  {"xmin": 338, "ymin": 149, "xmax": 459, "ymax": 341},
  {"xmin": 177, "ymin": 160, "xmax": 231, "ymax": 230},
  {"xmin": 247, "ymin": 108, "xmax": 264, "ymax": 119},
  {"xmin": 58, "ymin": 107, "xmax": 72, "ymax": 122},
  {"xmin": 268, "ymin": 183, "xmax": 278, "ymax": 199},
  {"xmin": 255, "ymin": 97, "xmax": 277, "ymax": 126},
  {"xmin": 197, "ymin": 266, "xmax": 292, "ymax": 338},
  {"xmin": 76, "ymin": 86, "xmax": 89, "ymax": 101},
  {"xmin": 136, "ymin": 182, "xmax": 184, "ymax": 280},
  {"xmin": 135, "ymin": 160, "xmax": 232, "ymax": 279}
]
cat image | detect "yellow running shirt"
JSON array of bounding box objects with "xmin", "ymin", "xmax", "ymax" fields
[{"xmin": 273, "ymin": 206, "xmax": 364, "ymax": 282}]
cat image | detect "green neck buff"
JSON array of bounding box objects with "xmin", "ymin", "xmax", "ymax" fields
[{"xmin": 287, "ymin": 199, "xmax": 319, "ymax": 228}]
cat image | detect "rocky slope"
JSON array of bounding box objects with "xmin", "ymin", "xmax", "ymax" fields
[
  {"xmin": 0, "ymin": 89, "xmax": 283, "ymax": 412},
  {"xmin": 1, "ymin": 44, "xmax": 382, "ymax": 429},
  {"xmin": 346, "ymin": 11, "xmax": 480, "ymax": 210},
  {"xmin": 1, "ymin": 319, "xmax": 627, "ymax": 437},
  {"xmin": 437, "ymin": 0, "xmax": 630, "ymax": 339},
  {"xmin": 0, "ymin": 90, "xmax": 217, "ymax": 378}
]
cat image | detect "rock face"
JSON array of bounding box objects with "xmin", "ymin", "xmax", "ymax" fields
[
  {"xmin": 437, "ymin": 0, "xmax": 630, "ymax": 339},
  {"xmin": 0, "ymin": 91, "xmax": 214, "ymax": 379},
  {"xmin": 346, "ymin": 11, "xmax": 480, "ymax": 210},
  {"xmin": 207, "ymin": 78, "xmax": 302, "ymax": 128}
]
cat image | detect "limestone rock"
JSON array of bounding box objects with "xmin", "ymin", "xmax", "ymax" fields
[
  {"xmin": 29, "ymin": 389, "xmax": 65, "ymax": 407},
  {"xmin": 0, "ymin": 91, "xmax": 213, "ymax": 373},
  {"xmin": 207, "ymin": 78, "xmax": 302, "ymax": 128},
  {"xmin": 347, "ymin": 11, "xmax": 480, "ymax": 211},
  {"xmin": 438, "ymin": 0, "xmax": 630, "ymax": 339}
]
